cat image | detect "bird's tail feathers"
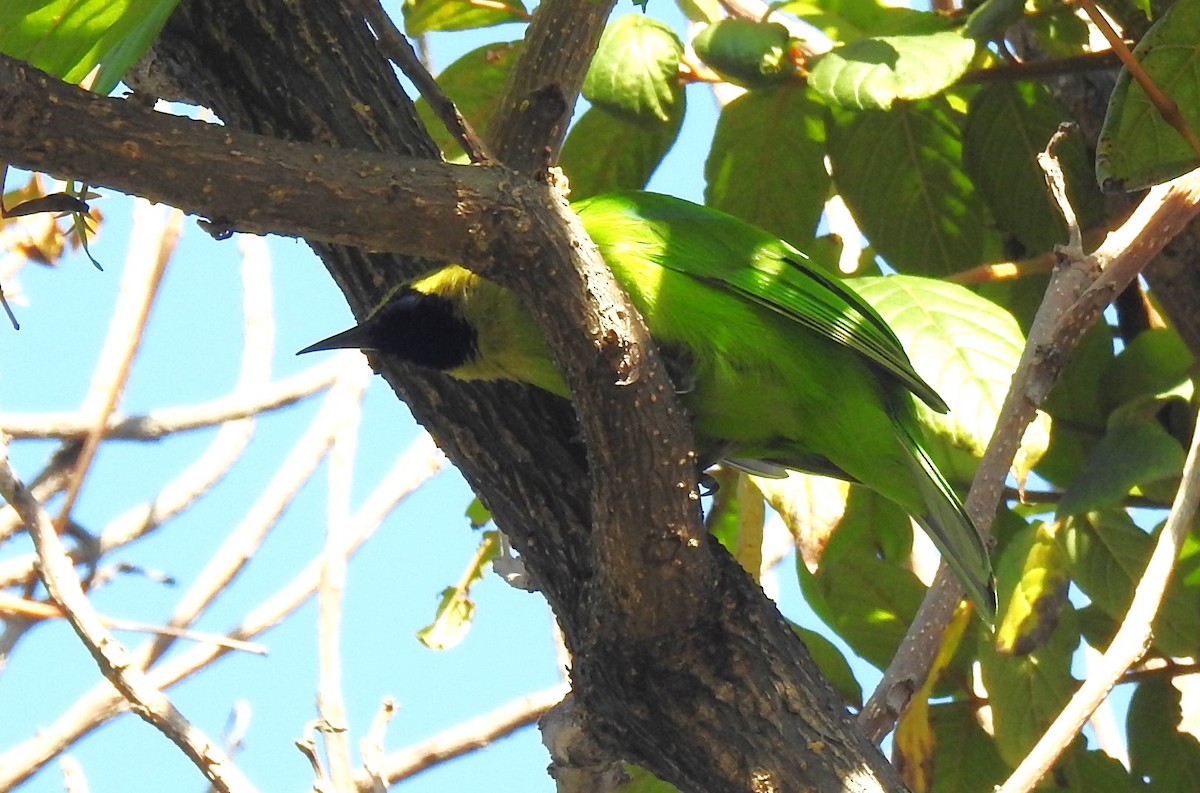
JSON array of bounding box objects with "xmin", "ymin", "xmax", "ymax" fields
[{"xmin": 892, "ymin": 412, "xmax": 997, "ymax": 625}]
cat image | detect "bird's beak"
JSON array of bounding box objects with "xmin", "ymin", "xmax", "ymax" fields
[{"xmin": 296, "ymin": 323, "xmax": 374, "ymax": 355}]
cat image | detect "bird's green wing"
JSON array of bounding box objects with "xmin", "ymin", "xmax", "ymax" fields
[{"xmin": 574, "ymin": 191, "xmax": 949, "ymax": 413}]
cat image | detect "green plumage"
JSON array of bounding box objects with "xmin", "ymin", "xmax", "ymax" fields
[{"xmin": 301, "ymin": 191, "xmax": 995, "ymax": 622}]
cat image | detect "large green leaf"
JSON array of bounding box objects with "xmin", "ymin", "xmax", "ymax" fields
[
  {"xmin": 1059, "ymin": 511, "xmax": 1200, "ymax": 657},
  {"xmin": 978, "ymin": 597, "xmax": 1078, "ymax": 766},
  {"xmin": 704, "ymin": 85, "xmax": 829, "ymax": 246},
  {"xmin": 798, "ymin": 488, "xmax": 923, "ymax": 669},
  {"xmin": 1128, "ymin": 678, "xmax": 1200, "ymax": 790},
  {"xmin": 0, "ymin": 0, "xmax": 180, "ymax": 93},
  {"xmin": 927, "ymin": 702, "xmax": 1008, "ymax": 793},
  {"xmin": 560, "ymin": 100, "xmax": 683, "ymax": 200},
  {"xmin": 415, "ymin": 41, "xmax": 521, "ymax": 158},
  {"xmin": 850, "ymin": 275, "xmax": 1044, "ymax": 482},
  {"xmin": 964, "ymin": 82, "xmax": 1105, "ymax": 256},
  {"xmin": 1096, "ymin": 0, "xmax": 1200, "ymax": 190},
  {"xmin": 402, "ymin": 0, "xmax": 528, "ymax": 35},
  {"xmin": 808, "ymin": 30, "xmax": 977, "ymax": 110},
  {"xmin": 779, "ymin": 0, "xmax": 946, "ymax": 45},
  {"xmin": 582, "ymin": 14, "xmax": 683, "ymax": 125},
  {"xmin": 1057, "ymin": 420, "xmax": 1184, "ymax": 516},
  {"xmin": 993, "ymin": 522, "xmax": 1070, "ymax": 656},
  {"xmin": 827, "ymin": 99, "xmax": 1002, "ymax": 275}
]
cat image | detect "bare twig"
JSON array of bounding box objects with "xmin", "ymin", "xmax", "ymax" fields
[
  {"xmin": 0, "ymin": 432, "xmax": 445, "ymax": 790},
  {"xmin": 355, "ymin": 0, "xmax": 493, "ymax": 163},
  {"xmin": 354, "ymin": 684, "xmax": 570, "ymax": 790},
  {"xmin": 0, "ymin": 359, "xmax": 343, "ymax": 439},
  {"xmin": 136, "ymin": 359, "xmax": 371, "ymax": 670},
  {"xmin": 315, "ymin": 367, "xmax": 362, "ymax": 791},
  {"xmin": 359, "ymin": 697, "xmax": 396, "ymax": 793},
  {"xmin": 55, "ymin": 202, "xmax": 181, "ymax": 530},
  {"xmin": 0, "ymin": 438, "xmax": 257, "ymax": 793},
  {"xmin": 0, "ymin": 592, "xmax": 265, "ymax": 654},
  {"xmin": 998, "ymin": 392, "xmax": 1200, "ymax": 791}
]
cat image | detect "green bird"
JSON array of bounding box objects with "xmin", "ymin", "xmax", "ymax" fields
[{"xmin": 299, "ymin": 191, "xmax": 995, "ymax": 621}]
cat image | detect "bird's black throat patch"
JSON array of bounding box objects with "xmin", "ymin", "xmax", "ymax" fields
[{"xmin": 368, "ymin": 288, "xmax": 477, "ymax": 371}]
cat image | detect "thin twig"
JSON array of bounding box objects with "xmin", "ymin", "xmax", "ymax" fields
[
  {"xmin": 0, "ymin": 359, "xmax": 343, "ymax": 439},
  {"xmin": 55, "ymin": 202, "xmax": 180, "ymax": 530},
  {"xmin": 0, "ymin": 592, "xmax": 266, "ymax": 654},
  {"xmin": 0, "ymin": 432, "xmax": 446, "ymax": 790},
  {"xmin": 355, "ymin": 0, "xmax": 493, "ymax": 163},
  {"xmin": 135, "ymin": 357, "xmax": 371, "ymax": 670},
  {"xmin": 0, "ymin": 437, "xmax": 258, "ymax": 793},
  {"xmin": 998, "ymin": 390, "xmax": 1200, "ymax": 792},
  {"xmin": 354, "ymin": 684, "xmax": 570, "ymax": 789},
  {"xmin": 359, "ymin": 697, "xmax": 396, "ymax": 793},
  {"xmin": 315, "ymin": 370, "xmax": 362, "ymax": 791}
]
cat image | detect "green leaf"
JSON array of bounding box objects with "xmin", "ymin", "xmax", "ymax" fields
[
  {"xmin": 465, "ymin": 496, "xmax": 492, "ymax": 528},
  {"xmin": 0, "ymin": 0, "xmax": 180, "ymax": 93},
  {"xmin": 1054, "ymin": 742, "xmax": 1142, "ymax": 793},
  {"xmin": 851, "ymin": 275, "xmax": 1043, "ymax": 481},
  {"xmin": 1096, "ymin": 0, "xmax": 1200, "ymax": 190},
  {"xmin": 927, "ymin": 702, "xmax": 1008, "ymax": 793},
  {"xmin": 792, "ymin": 624, "xmax": 863, "ymax": 706},
  {"xmin": 415, "ymin": 41, "xmax": 521, "ymax": 158},
  {"xmin": 675, "ymin": 0, "xmax": 721, "ymax": 23},
  {"xmin": 964, "ymin": 82, "xmax": 1105, "ymax": 256},
  {"xmin": 1057, "ymin": 421, "xmax": 1184, "ymax": 515},
  {"xmin": 962, "ymin": 0, "xmax": 1026, "ymax": 42},
  {"xmin": 1059, "ymin": 512, "xmax": 1200, "ymax": 657},
  {"xmin": 1023, "ymin": 0, "xmax": 1092, "ymax": 59},
  {"xmin": 978, "ymin": 600, "xmax": 1078, "ymax": 766},
  {"xmin": 582, "ymin": 14, "xmax": 683, "ymax": 124},
  {"xmin": 808, "ymin": 30, "xmax": 977, "ymax": 110},
  {"xmin": 692, "ymin": 19, "xmax": 794, "ymax": 88},
  {"xmin": 416, "ymin": 531, "xmax": 500, "ymax": 650},
  {"xmin": 779, "ymin": 1, "xmax": 942, "ymax": 44},
  {"xmin": 704, "ymin": 85, "xmax": 829, "ymax": 246},
  {"xmin": 559, "ymin": 100, "xmax": 683, "ymax": 201},
  {"xmin": 402, "ymin": 0, "xmax": 528, "ymax": 35},
  {"xmin": 1100, "ymin": 327, "xmax": 1194, "ymax": 413},
  {"xmin": 1128, "ymin": 678, "xmax": 1200, "ymax": 790},
  {"xmin": 828, "ymin": 99, "xmax": 1002, "ymax": 275},
  {"xmin": 994, "ymin": 523, "xmax": 1069, "ymax": 655},
  {"xmin": 798, "ymin": 488, "xmax": 924, "ymax": 669}
]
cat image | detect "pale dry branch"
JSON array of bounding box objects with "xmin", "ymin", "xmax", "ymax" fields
[
  {"xmin": 355, "ymin": 684, "xmax": 570, "ymax": 790},
  {"xmin": 0, "ymin": 432, "xmax": 445, "ymax": 790},
  {"xmin": 359, "ymin": 697, "xmax": 396, "ymax": 793},
  {"xmin": 315, "ymin": 369, "xmax": 362, "ymax": 791},
  {"xmin": 0, "ymin": 438, "xmax": 257, "ymax": 793},
  {"xmin": 0, "ymin": 591, "xmax": 265, "ymax": 654},
  {"xmin": 56, "ymin": 201, "xmax": 181, "ymax": 528},
  {"xmin": 136, "ymin": 361, "xmax": 371, "ymax": 669},
  {"xmin": 0, "ymin": 359, "xmax": 344, "ymax": 440}
]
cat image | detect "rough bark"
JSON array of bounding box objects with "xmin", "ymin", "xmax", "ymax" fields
[{"xmin": 0, "ymin": 1, "xmax": 907, "ymax": 790}]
